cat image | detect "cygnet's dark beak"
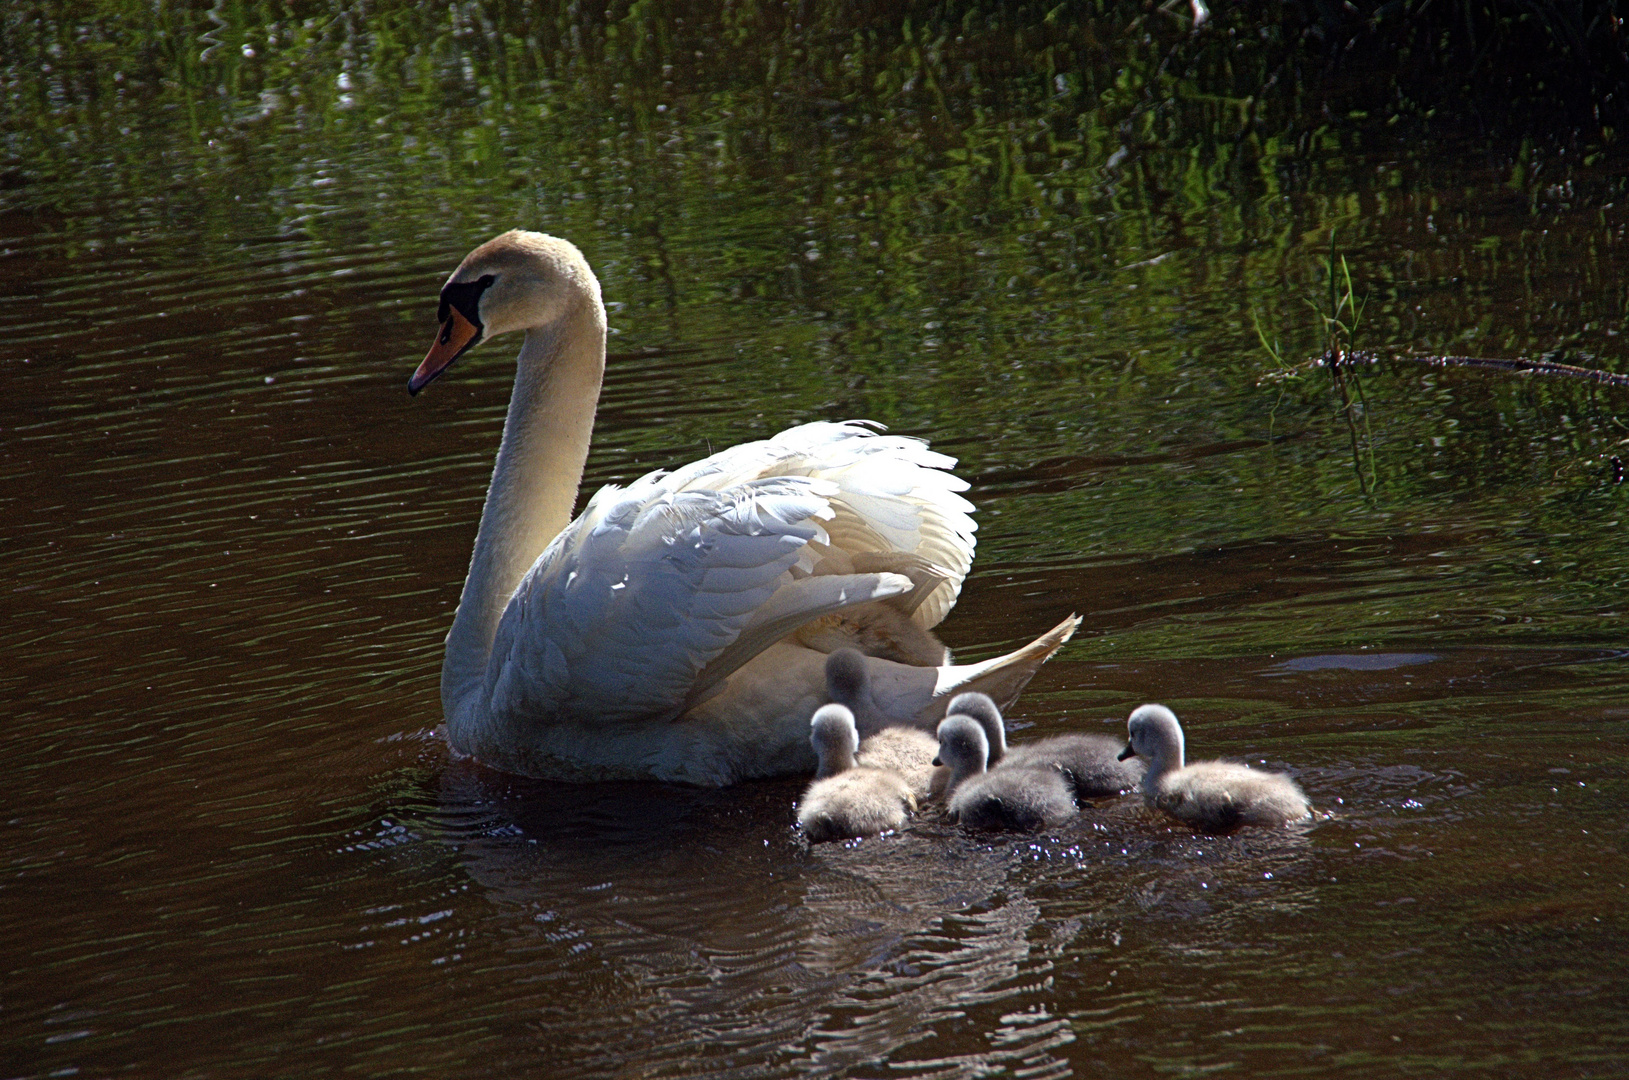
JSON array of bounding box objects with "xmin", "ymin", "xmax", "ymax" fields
[
  {"xmin": 1117, "ymin": 743, "xmax": 1137, "ymax": 761},
  {"xmin": 931, "ymin": 756, "xmax": 942, "ymax": 767}
]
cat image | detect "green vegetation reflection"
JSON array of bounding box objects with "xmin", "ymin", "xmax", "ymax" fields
[{"xmin": 3, "ymin": 1, "xmax": 1626, "ymax": 659}]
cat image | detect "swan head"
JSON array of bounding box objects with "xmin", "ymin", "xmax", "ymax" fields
[
  {"xmin": 1121, "ymin": 703, "xmax": 1185, "ymax": 771},
  {"xmin": 409, "ymin": 230, "xmax": 603, "ymax": 395},
  {"xmin": 809, "ymin": 704, "xmax": 860, "ymax": 779},
  {"xmin": 933, "ymin": 714, "xmax": 990, "ymax": 784},
  {"xmin": 944, "ymin": 691, "xmax": 1006, "ymax": 765}
]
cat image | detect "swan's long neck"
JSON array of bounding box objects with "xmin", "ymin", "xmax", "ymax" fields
[
  {"xmin": 442, "ymin": 303, "xmax": 606, "ymax": 734},
  {"xmin": 815, "ymin": 740, "xmax": 857, "ymax": 780},
  {"xmin": 1146, "ymin": 729, "xmax": 1185, "ymax": 783}
]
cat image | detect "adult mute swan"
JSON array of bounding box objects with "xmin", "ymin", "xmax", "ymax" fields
[
  {"xmin": 1118, "ymin": 704, "xmax": 1312, "ymax": 832},
  {"xmin": 407, "ymin": 230, "xmax": 1079, "ymax": 785}
]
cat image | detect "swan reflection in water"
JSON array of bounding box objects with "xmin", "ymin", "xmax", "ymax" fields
[{"xmin": 428, "ymin": 758, "xmax": 1080, "ymax": 1077}]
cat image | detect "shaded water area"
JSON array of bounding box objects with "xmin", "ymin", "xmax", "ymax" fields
[{"xmin": 4, "ymin": 4, "xmax": 1628, "ymax": 1076}]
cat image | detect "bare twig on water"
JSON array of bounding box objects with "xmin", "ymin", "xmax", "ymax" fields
[
  {"xmin": 1329, "ymin": 349, "xmax": 1629, "ymax": 390},
  {"xmin": 1259, "ymin": 348, "xmax": 1629, "ymax": 390},
  {"xmin": 1255, "ymin": 236, "xmax": 1629, "ymax": 493}
]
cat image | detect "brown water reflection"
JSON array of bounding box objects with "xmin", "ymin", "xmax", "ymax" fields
[{"xmin": 5, "ymin": 4, "xmax": 1629, "ymax": 1077}]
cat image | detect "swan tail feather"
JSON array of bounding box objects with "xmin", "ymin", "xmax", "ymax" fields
[{"xmin": 915, "ymin": 614, "xmax": 1081, "ymax": 725}]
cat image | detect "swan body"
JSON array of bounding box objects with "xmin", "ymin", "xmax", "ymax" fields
[
  {"xmin": 409, "ymin": 231, "xmax": 1078, "ymax": 785},
  {"xmin": 1119, "ymin": 704, "xmax": 1312, "ymax": 833},
  {"xmin": 797, "ymin": 705, "xmax": 914, "ymax": 841},
  {"xmin": 935, "ymin": 716, "xmax": 1076, "ymax": 831},
  {"xmin": 947, "ymin": 692, "xmax": 1142, "ymax": 798}
]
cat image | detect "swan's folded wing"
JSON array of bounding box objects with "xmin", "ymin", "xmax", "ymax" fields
[
  {"xmin": 649, "ymin": 421, "xmax": 977, "ymax": 630},
  {"xmin": 676, "ymin": 570, "xmax": 915, "ymax": 713},
  {"xmin": 482, "ymin": 475, "xmax": 911, "ymax": 728}
]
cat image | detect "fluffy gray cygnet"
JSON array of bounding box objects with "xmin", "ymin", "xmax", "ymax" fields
[
  {"xmin": 797, "ymin": 704, "xmax": 915, "ymax": 842},
  {"xmin": 928, "ymin": 691, "xmax": 1007, "ymax": 799},
  {"xmin": 1005, "ymin": 733, "xmax": 1143, "ymax": 798},
  {"xmin": 857, "ymin": 726, "xmax": 939, "ymax": 802},
  {"xmin": 935, "ymin": 715, "xmax": 1076, "ymax": 832},
  {"xmin": 825, "ymin": 648, "xmax": 940, "ymax": 800},
  {"xmin": 1119, "ymin": 704, "xmax": 1312, "ymax": 833},
  {"xmin": 943, "ymin": 692, "xmax": 1008, "ymax": 762},
  {"xmin": 824, "ymin": 648, "xmax": 886, "ymax": 735},
  {"xmin": 945, "ymin": 692, "xmax": 1142, "ymax": 798}
]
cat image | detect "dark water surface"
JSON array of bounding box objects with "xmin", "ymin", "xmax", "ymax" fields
[{"xmin": 4, "ymin": 5, "xmax": 1628, "ymax": 1077}]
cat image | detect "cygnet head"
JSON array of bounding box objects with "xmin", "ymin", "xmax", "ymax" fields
[
  {"xmin": 409, "ymin": 231, "xmax": 605, "ymax": 394},
  {"xmin": 933, "ymin": 715, "xmax": 991, "ymax": 786},
  {"xmin": 810, "ymin": 703, "xmax": 861, "ymax": 779},
  {"xmin": 824, "ymin": 648, "xmax": 868, "ymax": 711},
  {"xmin": 1119, "ymin": 704, "xmax": 1185, "ymax": 773},
  {"xmin": 944, "ymin": 691, "xmax": 1006, "ymax": 765}
]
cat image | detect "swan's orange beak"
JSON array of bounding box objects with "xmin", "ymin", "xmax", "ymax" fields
[{"xmin": 408, "ymin": 307, "xmax": 481, "ymax": 395}]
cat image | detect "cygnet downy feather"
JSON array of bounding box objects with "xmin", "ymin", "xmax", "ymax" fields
[
  {"xmin": 797, "ymin": 704, "xmax": 915, "ymax": 842},
  {"xmin": 935, "ymin": 715, "xmax": 1076, "ymax": 832},
  {"xmin": 826, "ymin": 648, "xmax": 939, "ymax": 799},
  {"xmin": 857, "ymin": 727, "xmax": 939, "ymax": 802},
  {"xmin": 943, "ymin": 692, "xmax": 1008, "ymax": 763},
  {"xmin": 947, "ymin": 692, "xmax": 1141, "ymax": 798},
  {"xmin": 1119, "ymin": 704, "xmax": 1311, "ymax": 833},
  {"xmin": 1004, "ymin": 733, "xmax": 1143, "ymax": 798},
  {"xmin": 824, "ymin": 648, "xmax": 886, "ymax": 735}
]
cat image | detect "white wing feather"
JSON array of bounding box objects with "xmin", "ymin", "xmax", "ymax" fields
[
  {"xmin": 482, "ymin": 421, "xmax": 977, "ymax": 728},
  {"xmin": 656, "ymin": 421, "xmax": 977, "ymax": 627}
]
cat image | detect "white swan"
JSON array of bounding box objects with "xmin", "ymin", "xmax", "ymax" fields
[
  {"xmin": 797, "ymin": 705, "xmax": 914, "ymax": 841},
  {"xmin": 408, "ymin": 231, "xmax": 1079, "ymax": 784},
  {"xmin": 935, "ymin": 715, "xmax": 1077, "ymax": 831},
  {"xmin": 1119, "ymin": 704, "xmax": 1312, "ymax": 832}
]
